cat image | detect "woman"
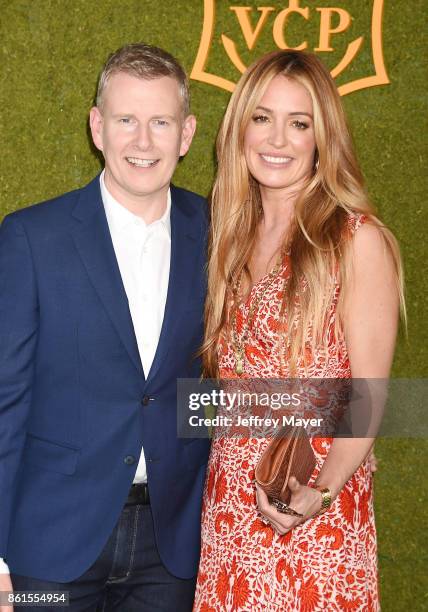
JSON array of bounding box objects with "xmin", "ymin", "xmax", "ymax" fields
[{"xmin": 194, "ymin": 51, "xmax": 403, "ymax": 611}]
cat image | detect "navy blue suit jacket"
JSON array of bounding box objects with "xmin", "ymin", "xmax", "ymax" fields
[{"xmin": 0, "ymin": 175, "xmax": 209, "ymax": 581}]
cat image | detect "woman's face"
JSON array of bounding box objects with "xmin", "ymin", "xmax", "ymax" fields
[{"xmin": 244, "ymin": 75, "xmax": 316, "ymax": 199}]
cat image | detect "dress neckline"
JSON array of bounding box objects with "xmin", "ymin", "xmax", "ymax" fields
[{"xmin": 238, "ymin": 253, "xmax": 289, "ymax": 308}]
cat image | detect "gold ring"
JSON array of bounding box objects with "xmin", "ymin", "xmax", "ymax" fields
[{"xmin": 270, "ymin": 498, "xmax": 303, "ymax": 517}]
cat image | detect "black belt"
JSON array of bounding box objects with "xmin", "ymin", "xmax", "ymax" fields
[{"xmin": 126, "ymin": 483, "xmax": 150, "ymax": 506}]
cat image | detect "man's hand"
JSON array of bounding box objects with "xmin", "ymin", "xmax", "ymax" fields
[{"xmin": 0, "ymin": 573, "xmax": 13, "ymax": 612}]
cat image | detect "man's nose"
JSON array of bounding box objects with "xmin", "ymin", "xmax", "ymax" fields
[{"xmin": 133, "ymin": 123, "xmax": 152, "ymax": 150}]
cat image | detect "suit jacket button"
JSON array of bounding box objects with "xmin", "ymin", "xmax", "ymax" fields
[
  {"xmin": 124, "ymin": 455, "xmax": 136, "ymax": 465},
  {"xmin": 141, "ymin": 396, "xmax": 151, "ymax": 406}
]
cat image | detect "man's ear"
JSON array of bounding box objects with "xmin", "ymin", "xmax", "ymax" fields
[
  {"xmin": 179, "ymin": 115, "xmax": 197, "ymax": 157},
  {"xmin": 89, "ymin": 106, "xmax": 104, "ymax": 152}
]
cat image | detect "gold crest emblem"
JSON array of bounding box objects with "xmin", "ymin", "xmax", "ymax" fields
[{"xmin": 191, "ymin": 0, "xmax": 389, "ymax": 96}]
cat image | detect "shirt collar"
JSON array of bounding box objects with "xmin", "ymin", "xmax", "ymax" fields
[{"xmin": 100, "ymin": 170, "xmax": 171, "ymax": 236}]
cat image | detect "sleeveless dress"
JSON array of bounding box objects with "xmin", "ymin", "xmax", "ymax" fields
[{"xmin": 194, "ymin": 216, "xmax": 380, "ymax": 611}]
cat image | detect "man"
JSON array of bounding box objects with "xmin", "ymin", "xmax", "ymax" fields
[{"xmin": 0, "ymin": 43, "xmax": 209, "ymax": 611}]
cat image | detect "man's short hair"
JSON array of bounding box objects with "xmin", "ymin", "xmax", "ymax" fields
[{"xmin": 96, "ymin": 42, "xmax": 190, "ymax": 115}]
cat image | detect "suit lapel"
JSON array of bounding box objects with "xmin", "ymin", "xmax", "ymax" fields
[
  {"xmin": 146, "ymin": 186, "xmax": 202, "ymax": 383},
  {"xmin": 70, "ymin": 176, "xmax": 144, "ymax": 378}
]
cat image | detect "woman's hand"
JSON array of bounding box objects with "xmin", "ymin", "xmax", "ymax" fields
[
  {"xmin": 256, "ymin": 477, "xmax": 323, "ymax": 535},
  {"xmin": 367, "ymin": 448, "xmax": 378, "ymax": 472}
]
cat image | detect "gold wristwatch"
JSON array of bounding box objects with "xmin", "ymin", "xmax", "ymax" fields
[{"xmin": 315, "ymin": 486, "xmax": 332, "ymax": 511}]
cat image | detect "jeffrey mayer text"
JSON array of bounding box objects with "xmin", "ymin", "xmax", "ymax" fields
[{"xmin": 189, "ymin": 414, "xmax": 324, "ymax": 428}]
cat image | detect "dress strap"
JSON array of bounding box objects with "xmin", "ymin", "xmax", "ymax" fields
[{"xmin": 346, "ymin": 212, "xmax": 367, "ymax": 235}]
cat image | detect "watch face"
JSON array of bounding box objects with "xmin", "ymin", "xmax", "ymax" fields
[{"xmin": 320, "ymin": 488, "xmax": 331, "ymax": 508}]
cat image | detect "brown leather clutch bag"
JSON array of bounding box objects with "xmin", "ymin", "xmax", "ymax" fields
[{"xmin": 255, "ymin": 426, "xmax": 316, "ymax": 505}]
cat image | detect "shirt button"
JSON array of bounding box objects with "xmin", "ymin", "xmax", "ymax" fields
[
  {"xmin": 124, "ymin": 455, "xmax": 136, "ymax": 465},
  {"xmin": 141, "ymin": 396, "xmax": 151, "ymax": 406}
]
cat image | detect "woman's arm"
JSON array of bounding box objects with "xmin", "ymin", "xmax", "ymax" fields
[
  {"xmin": 312, "ymin": 222, "xmax": 399, "ymax": 497},
  {"xmin": 257, "ymin": 222, "xmax": 400, "ymax": 532}
]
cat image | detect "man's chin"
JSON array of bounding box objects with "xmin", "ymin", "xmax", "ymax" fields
[{"xmin": 126, "ymin": 183, "xmax": 169, "ymax": 200}]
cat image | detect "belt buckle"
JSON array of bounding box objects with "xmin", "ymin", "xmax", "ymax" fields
[{"xmin": 129, "ymin": 483, "xmax": 150, "ymax": 505}]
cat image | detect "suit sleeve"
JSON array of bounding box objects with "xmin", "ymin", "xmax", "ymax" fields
[{"xmin": 0, "ymin": 214, "xmax": 38, "ymax": 555}]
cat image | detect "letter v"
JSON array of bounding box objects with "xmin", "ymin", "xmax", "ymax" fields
[{"xmin": 230, "ymin": 6, "xmax": 275, "ymax": 50}]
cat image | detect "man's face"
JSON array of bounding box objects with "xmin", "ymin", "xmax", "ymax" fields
[{"xmin": 90, "ymin": 72, "xmax": 196, "ymax": 210}]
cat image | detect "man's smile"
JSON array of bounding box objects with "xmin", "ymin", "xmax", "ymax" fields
[{"xmin": 126, "ymin": 156, "xmax": 159, "ymax": 168}]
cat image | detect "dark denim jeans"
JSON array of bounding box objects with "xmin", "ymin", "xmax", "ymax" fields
[{"xmin": 11, "ymin": 504, "xmax": 196, "ymax": 611}]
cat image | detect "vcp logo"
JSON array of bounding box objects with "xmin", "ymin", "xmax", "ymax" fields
[{"xmin": 191, "ymin": 0, "xmax": 389, "ymax": 96}]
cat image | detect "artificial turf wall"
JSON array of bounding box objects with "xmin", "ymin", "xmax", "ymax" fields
[{"xmin": 0, "ymin": 1, "xmax": 426, "ymax": 608}]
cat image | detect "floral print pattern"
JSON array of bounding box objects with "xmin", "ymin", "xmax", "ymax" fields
[{"xmin": 194, "ymin": 215, "xmax": 379, "ymax": 611}]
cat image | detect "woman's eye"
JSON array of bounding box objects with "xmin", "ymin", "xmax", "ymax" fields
[
  {"xmin": 252, "ymin": 114, "xmax": 269, "ymax": 123},
  {"xmin": 291, "ymin": 119, "xmax": 309, "ymax": 130}
]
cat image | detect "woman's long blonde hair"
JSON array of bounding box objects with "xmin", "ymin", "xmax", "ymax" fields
[{"xmin": 203, "ymin": 50, "xmax": 404, "ymax": 377}]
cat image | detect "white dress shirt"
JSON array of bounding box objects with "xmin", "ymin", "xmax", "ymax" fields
[
  {"xmin": 100, "ymin": 171, "xmax": 171, "ymax": 483},
  {"xmin": 0, "ymin": 175, "xmax": 172, "ymax": 575}
]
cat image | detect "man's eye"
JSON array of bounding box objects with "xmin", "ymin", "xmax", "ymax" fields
[
  {"xmin": 119, "ymin": 117, "xmax": 132, "ymax": 124},
  {"xmin": 153, "ymin": 119, "xmax": 169, "ymax": 126},
  {"xmin": 252, "ymin": 114, "xmax": 269, "ymax": 123},
  {"xmin": 291, "ymin": 120, "xmax": 309, "ymax": 130}
]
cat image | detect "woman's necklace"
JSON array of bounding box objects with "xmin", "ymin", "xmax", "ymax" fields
[{"xmin": 231, "ymin": 256, "xmax": 284, "ymax": 376}]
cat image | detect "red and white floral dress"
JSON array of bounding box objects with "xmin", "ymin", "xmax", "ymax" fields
[{"xmin": 194, "ymin": 215, "xmax": 380, "ymax": 611}]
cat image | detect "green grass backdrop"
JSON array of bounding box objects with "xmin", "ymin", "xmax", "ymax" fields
[{"xmin": 0, "ymin": 1, "xmax": 426, "ymax": 609}]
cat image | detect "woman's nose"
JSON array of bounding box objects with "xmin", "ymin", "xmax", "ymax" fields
[{"xmin": 267, "ymin": 121, "xmax": 288, "ymax": 149}]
